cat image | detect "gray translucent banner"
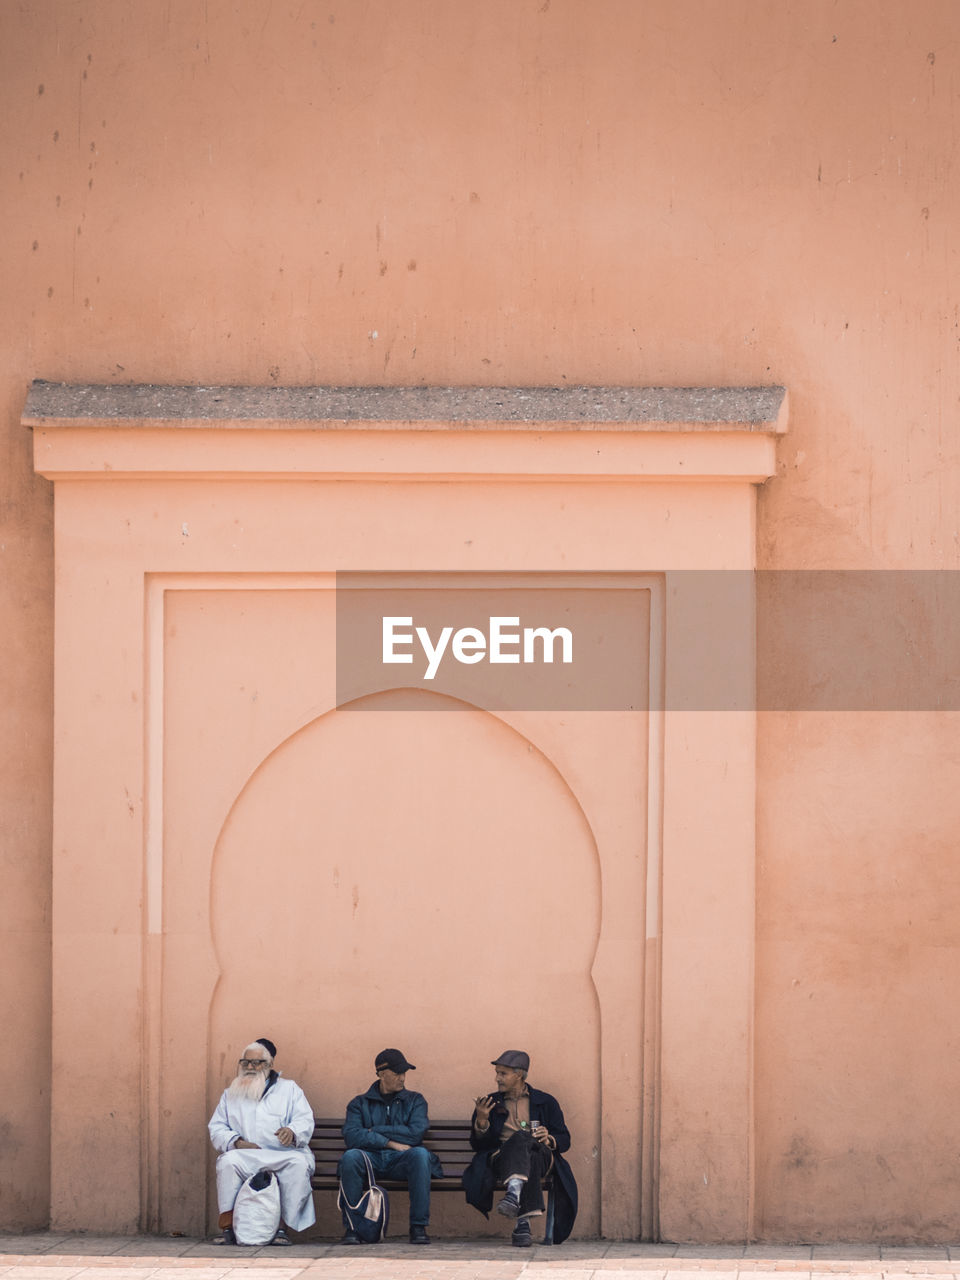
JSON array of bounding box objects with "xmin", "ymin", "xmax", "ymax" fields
[
  {"xmin": 335, "ymin": 572, "xmax": 960, "ymax": 712},
  {"xmin": 335, "ymin": 576, "xmax": 652, "ymax": 711},
  {"xmin": 756, "ymin": 570, "xmax": 960, "ymax": 711}
]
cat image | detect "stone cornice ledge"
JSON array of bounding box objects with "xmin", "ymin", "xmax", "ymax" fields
[{"xmin": 26, "ymin": 382, "xmax": 787, "ymax": 482}]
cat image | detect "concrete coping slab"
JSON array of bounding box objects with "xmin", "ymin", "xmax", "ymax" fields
[{"xmin": 22, "ymin": 382, "xmax": 788, "ymax": 433}]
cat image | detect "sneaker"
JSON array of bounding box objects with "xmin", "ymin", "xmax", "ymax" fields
[
  {"xmin": 270, "ymin": 1228, "xmax": 292, "ymax": 1246},
  {"xmin": 212, "ymin": 1227, "xmax": 236, "ymax": 1245},
  {"xmin": 339, "ymin": 1229, "xmax": 362, "ymax": 1245},
  {"xmin": 511, "ymin": 1219, "xmax": 533, "ymax": 1247},
  {"xmin": 496, "ymin": 1190, "xmax": 521, "ymax": 1218},
  {"xmin": 408, "ymin": 1225, "xmax": 431, "ymax": 1244}
]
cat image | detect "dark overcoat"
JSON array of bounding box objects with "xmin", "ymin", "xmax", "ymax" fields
[{"xmin": 461, "ymin": 1084, "xmax": 578, "ymax": 1244}]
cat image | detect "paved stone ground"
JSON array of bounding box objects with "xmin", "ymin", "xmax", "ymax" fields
[{"xmin": 3, "ymin": 1236, "xmax": 960, "ymax": 1280}]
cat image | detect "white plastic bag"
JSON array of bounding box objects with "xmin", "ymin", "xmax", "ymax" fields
[{"xmin": 233, "ymin": 1168, "xmax": 282, "ymax": 1245}]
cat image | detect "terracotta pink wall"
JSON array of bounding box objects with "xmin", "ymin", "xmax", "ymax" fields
[{"xmin": 3, "ymin": 0, "xmax": 960, "ymax": 1238}]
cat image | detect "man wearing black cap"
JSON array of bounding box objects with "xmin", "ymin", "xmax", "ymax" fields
[
  {"xmin": 462, "ymin": 1049, "xmax": 578, "ymax": 1246},
  {"xmin": 208, "ymin": 1037, "xmax": 316, "ymax": 1244},
  {"xmin": 339, "ymin": 1048, "xmax": 442, "ymax": 1245}
]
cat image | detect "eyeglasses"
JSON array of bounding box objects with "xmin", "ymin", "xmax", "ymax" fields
[{"xmin": 238, "ymin": 1058, "xmax": 269, "ymax": 1069}]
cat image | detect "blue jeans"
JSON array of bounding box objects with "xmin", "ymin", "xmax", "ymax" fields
[{"xmin": 339, "ymin": 1146, "xmax": 433, "ymax": 1226}]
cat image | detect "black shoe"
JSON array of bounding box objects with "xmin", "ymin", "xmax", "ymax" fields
[
  {"xmin": 511, "ymin": 1219, "xmax": 533, "ymax": 1247},
  {"xmin": 496, "ymin": 1190, "xmax": 520, "ymax": 1218},
  {"xmin": 270, "ymin": 1228, "xmax": 291, "ymax": 1246},
  {"xmin": 409, "ymin": 1225, "xmax": 431, "ymax": 1244},
  {"xmin": 212, "ymin": 1227, "xmax": 236, "ymax": 1245},
  {"xmin": 339, "ymin": 1230, "xmax": 362, "ymax": 1245}
]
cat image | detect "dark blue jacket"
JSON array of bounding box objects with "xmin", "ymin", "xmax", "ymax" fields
[
  {"xmin": 342, "ymin": 1083, "xmax": 443, "ymax": 1174},
  {"xmin": 462, "ymin": 1085, "xmax": 578, "ymax": 1243}
]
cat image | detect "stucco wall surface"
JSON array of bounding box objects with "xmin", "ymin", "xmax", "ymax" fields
[{"xmin": 2, "ymin": 0, "xmax": 959, "ymax": 1240}]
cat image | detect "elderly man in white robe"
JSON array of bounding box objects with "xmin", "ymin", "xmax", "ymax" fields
[{"xmin": 208, "ymin": 1037, "xmax": 316, "ymax": 1244}]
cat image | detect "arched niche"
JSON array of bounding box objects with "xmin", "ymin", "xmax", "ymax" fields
[{"xmin": 206, "ymin": 689, "xmax": 603, "ymax": 1232}]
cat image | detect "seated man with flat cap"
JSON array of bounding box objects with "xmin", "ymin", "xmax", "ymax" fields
[
  {"xmin": 207, "ymin": 1037, "xmax": 316, "ymax": 1244},
  {"xmin": 339, "ymin": 1047, "xmax": 442, "ymax": 1245},
  {"xmin": 462, "ymin": 1049, "xmax": 578, "ymax": 1247}
]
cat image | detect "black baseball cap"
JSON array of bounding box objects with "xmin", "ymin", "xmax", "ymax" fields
[{"xmin": 375, "ymin": 1048, "xmax": 415, "ymax": 1073}]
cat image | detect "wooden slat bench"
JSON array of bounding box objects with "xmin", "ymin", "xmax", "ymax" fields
[{"xmin": 309, "ymin": 1117, "xmax": 556, "ymax": 1243}]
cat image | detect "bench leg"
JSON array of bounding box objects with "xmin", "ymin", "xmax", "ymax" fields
[{"xmin": 543, "ymin": 1188, "xmax": 555, "ymax": 1245}]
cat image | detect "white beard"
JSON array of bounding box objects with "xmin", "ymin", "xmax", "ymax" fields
[{"xmin": 226, "ymin": 1070, "xmax": 268, "ymax": 1102}]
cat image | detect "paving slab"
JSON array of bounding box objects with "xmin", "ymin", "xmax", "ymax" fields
[
  {"xmin": 592, "ymin": 1271, "xmax": 668, "ymax": 1279},
  {"xmin": 675, "ymin": 1251, "xmax": 748, "ymax": 1261},
  {"xmin": 881, "ymin": 1252, "xmax": 952, "ymax": 1261},
  {"xmin": 881, "ymin": 1273, "xmax": 957, "ymax": 1280},
  {"xmin": 812, "ymin": 1250, "xmax": 883, "ymax": 1262},
  {"xmin": 0, "ymin": 1270, "xmax": 86, "ymax": 1280},
  {"xmin": 40, "ymin": 1247, "xmax": 132, "ymax": 1260},
  {"xmin": 742, "ymin": 1251, "xmax": 814, "ymax": 1262},
  {"xmin": 74, "ymin": 1271, "xmax": 189, "ymax": 1280},
  {"xmin": 0, "ymin": 1241, "xmax": 76, "ymax": 1256}
]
